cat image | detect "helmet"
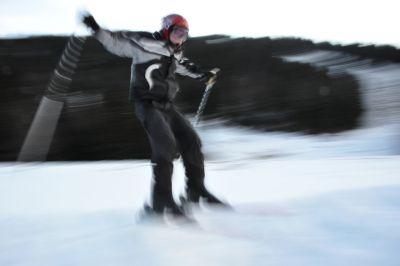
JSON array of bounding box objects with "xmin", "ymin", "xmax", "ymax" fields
[
  {"xmin": 162, "ymin": 14, "xmax": 189, "ymax": 31},
  {"xmin": 161, "ymin": 14, "xmax": 189, "ymax": 40}
]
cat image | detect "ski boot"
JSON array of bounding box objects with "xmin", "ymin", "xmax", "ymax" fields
[{"xmin": 182, "ymin": 186, "xmax": 230, "ymax": 208}]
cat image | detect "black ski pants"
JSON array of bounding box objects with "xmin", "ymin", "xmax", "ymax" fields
[{"xmin": 135, "ymin": 100, "xmax": 205, "ymax": 210}]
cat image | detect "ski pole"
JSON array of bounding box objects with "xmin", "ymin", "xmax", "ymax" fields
[{"xmin": 194, "ymin": 68, "xmax": 220, "ymax": 125}]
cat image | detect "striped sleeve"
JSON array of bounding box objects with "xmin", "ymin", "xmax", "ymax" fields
[{"xmin": 95, "ymin": 29, "xmax": 138, "ymax": 58}]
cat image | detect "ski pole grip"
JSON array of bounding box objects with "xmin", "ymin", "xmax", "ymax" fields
[
  {"xmin": 210, "ymin": 68, "xmax": 220, "ymax": 75},
  {"xmin": 207, "ymin": 68, "xmax": 220, "ymax": 85}
]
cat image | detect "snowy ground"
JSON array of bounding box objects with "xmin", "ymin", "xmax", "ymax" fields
[
  {"xmin": 1, "ymin": 51, "xmax": 400, "ymax": 265},
  {"xmin": 1, "ymin": 123, "xmax": 400, "ymax": 266}
]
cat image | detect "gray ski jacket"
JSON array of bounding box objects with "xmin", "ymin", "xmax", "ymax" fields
[{"xmin": 95, "ymin": 29, "xmax": 206, "ymax": 103}]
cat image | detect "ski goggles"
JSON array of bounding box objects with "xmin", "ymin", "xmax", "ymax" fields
[{"xmin": 171, "ymin": 26, "xmax": 189, "ymax": 41}]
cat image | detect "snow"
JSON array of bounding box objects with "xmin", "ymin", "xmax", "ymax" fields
[
  {"xmin": 199, "ymin": 122, "xmax": 400, "ymax": 160},
  {"xmin": 1, "ymin": 141, "xmax": 400, "ymax": 265},
  {"xmin": 1, "ymin": 51, "xmax": 400, "ymax": 265}
]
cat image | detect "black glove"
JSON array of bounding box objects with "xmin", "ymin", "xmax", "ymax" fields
[{"xmin": 82, "ymin": 14, "xmax": 100, "ymax": 32}]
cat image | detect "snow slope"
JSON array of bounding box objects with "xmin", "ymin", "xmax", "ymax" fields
[
  {"xmin": 1, "ymin": 50, "xmax": 400, "ymax": 265},
  {"xmin": 1, "ymin": 151, "xmax": 400, "ymax": 266}
]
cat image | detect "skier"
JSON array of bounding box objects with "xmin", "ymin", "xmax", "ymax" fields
[{"xmin": 81, "ymin": 13, "xmax": 226, "ymax": 217}]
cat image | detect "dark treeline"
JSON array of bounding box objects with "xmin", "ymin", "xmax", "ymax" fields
[
  {"xmin": 179, "ymin": 36, "xmax": 361, "ymax": 133},
  {"xmin": 0, "ymin": 35, "xmax": 372, "ymax": 161},
  {"xmin": 317, "ymin": 42, "xmax": 400, "ymax": 63},
  {"xmin": 265, "ymin": 36, "xmax": 400, "ymax": 62}
]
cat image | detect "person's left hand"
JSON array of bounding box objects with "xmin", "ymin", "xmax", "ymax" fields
[{"xmin": 202, "ymin": 68, "xmax": 220, "ymax": 83}]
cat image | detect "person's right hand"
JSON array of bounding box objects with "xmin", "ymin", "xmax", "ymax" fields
[{"xmin": 82, "ymin": 14, "xmax": 100, "ymax": 32}]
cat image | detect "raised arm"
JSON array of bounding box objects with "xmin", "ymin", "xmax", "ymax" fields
[
  {"xmin": 81, "ymin": 14, "xmax": 139, "ymax": 58},
  {"xmin": 94, "ymin": 29, "xmax": 139, "ymax": 58}
]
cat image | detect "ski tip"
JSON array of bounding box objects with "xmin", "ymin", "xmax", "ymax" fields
[
  {"xmin": 164, "ymin": 213, "xmax": 199, "ymax": 228},
  {"xmin": 135, "ymin": 203, "xmax": 198, "ymax": 227},
  {"xmin": 134, "ymin": 203, "xmax": 163, "ymax": 225}
]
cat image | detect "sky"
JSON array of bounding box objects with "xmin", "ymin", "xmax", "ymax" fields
[{"xmin": 0, "ymin": 0, "xmax": 399, "ymax": 47}]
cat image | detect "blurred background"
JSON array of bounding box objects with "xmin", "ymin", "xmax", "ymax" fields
[
  {"xmin": 1, "ymin": 2, "xmax": 400, "ymax": 265},
  {"xmin": 0, "ymin": 0, "xmax": 399, "ymax": 161}
]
